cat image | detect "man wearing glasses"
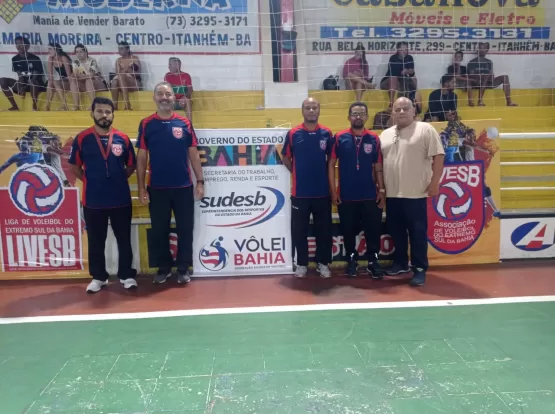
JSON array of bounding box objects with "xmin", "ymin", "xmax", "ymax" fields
[
  {"xmin": 379, "ymin": 97, "xmax": 444, "ymax": 287},
  {"xmin": 327, "ymin": 102, "xmax": 386, "ymax": 278}
]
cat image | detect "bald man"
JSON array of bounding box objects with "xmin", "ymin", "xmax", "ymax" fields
[
  {"xmin": 282, "ymin": 98, "xmax": 333, "ymax": 278},
  {"xmin": 380, "ymin": 97, "xmax": 445, "ymax": 287}
]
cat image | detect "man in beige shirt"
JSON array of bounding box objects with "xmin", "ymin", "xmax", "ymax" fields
[{"xmin": 380, "ymin": 97, "xmax": 445, "ymax": 286}]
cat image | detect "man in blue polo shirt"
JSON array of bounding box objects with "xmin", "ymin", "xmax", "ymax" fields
[
  {"xmin": 136, "ymin": 82, "xmax": 204, "ymax": 285},
  {"xmin": 282, "ymin": 97, "xmax": 333, "ymax": 278},
  {"xmin": 328, "ymin": 102, "xmax": 386, "ymax": 278},
  {"xmin": 69, "ymin": 97, "xmax": 137, "ymax": 293}
]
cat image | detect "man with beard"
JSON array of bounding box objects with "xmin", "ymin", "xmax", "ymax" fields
[
  {"xmin": 328, "ymin": 102, "xmax": 386, "ymax": 278},
  {"xmin": 136, "ymin": 82, "xmax": 204, "ymax": 285},
  {"xmin": 282, "ymin": 97, "xmax": 333, "ymax": 279},
  {"xmin": 68, "ymin": 97, "xmax": 138, "ymax": 293}
]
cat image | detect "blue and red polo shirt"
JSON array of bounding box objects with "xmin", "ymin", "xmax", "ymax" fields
[
  {"xmin": 281, "ymin": 124, "xmax": 333, "ymax": 198},
  {"xmin": 136, "ymin": 113, "xmax": 198, "ymax": 188},
  {"xmin": 69, "ymin": 127, "xmax": 136, "ymax": 209},
  {"xmin": 331, "ymin": 128, "xmax": 382, "ymax": 201}
]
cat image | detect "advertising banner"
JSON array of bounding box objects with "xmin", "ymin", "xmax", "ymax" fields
[
  {"xmin": 302, "ymin": 0, "xmax": 555, "ymax": 55},
  {"xmin": 0, "ymin": 0, "xmax": 260, "ymax": 54},
  {"xmin": 501, "ymin": 217, "xmax": 555, "ymax": 259},
  {"xmin": 0, "ymin": 121, "xmax": 499, "ymax": 278},
  {"xmin": 0, "ymin": 126, "xmax": 84, "ymax": 278},
  {"xmin": 192, "ymin": 128, "xmax": 293, "ymax": 277},
  {"xmin": 428, "ymin": 119, "xmax": 501, "ymax": 265}
]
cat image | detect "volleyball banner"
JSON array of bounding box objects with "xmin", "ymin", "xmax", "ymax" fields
[
  {"xmin": 0, "ymin": 127, "xmax": 85, "ymax": 278},
  {"xmin": 192, "ymin": 128, "xmax": 293, "ymax": 277},
  {"xmin": 303, "ymin": 0, "xmax": 554, "ymax": 55},
  {"xmin": 428, "ymin": 119, "xmax": 501, "ymax": 265}
]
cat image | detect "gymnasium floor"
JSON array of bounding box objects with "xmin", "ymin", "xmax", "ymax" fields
[{"xmin": 1, "ymin": 261, "xmax": 554, "ymax": 414}]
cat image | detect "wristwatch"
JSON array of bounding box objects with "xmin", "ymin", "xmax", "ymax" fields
[{"xmin": 197, "ymin": 180, "xmax": 205, "ymax": 185}]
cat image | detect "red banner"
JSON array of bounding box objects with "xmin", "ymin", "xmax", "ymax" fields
[{"xmin": 0, "ymin": 164, "xmax": 83, "ymax": 272}]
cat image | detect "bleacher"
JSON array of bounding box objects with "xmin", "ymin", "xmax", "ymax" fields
[{"xmin": 1, "ymin": 87, "xmax": 554, "ymax": 212}]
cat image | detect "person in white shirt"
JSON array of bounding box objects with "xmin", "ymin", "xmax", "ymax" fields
[
  {"xmin": 379, "ymin": 97, "xmax": 445, "ymax": 287},
  {"xmin": 70, "ymin": 43, "xmax": 107, "ymax": 110}
]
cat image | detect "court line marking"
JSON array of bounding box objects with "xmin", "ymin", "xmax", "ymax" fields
[{"xmin": 1, "ymin": 295, "xmax": 555, "ymax": 325}]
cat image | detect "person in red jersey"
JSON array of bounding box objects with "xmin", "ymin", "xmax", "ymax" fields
[
  {"xmin": 68, "ymin": 97, "xmax": 137, "ymax": 293},
  {"xmin": 282, "ymin": 97, "xmax": 333, "ymax": 279},
  {"xmin": 136, "ymin": 82, "xmax": 204, "ymax": 285},
  {"xmin": 328, "ymin": 102, "xmax": 386, "ymax": 279},
  {"xmin": 164, "ymin": 57, "xmax": 193, "ymax": 121}
]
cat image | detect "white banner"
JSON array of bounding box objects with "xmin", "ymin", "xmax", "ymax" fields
[
  {"xmin": 193, "ymin": 128, "xmax": 292, "ymax": 277},
  {"xmin": 500, "ymin": 217, "xmax": 555, "ymax": 260},
  {"xmin": 0, "ymin": 0, "xmax": 260, "ymax": 54}
]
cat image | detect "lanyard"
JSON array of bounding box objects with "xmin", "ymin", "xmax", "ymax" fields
[
  {"xmin": 353, "ymin": 135, "xmax": 363, "ymax": 171},
  {"xmin": 93, "ymin": 129, "xmax": 114, "ymax": 178}
]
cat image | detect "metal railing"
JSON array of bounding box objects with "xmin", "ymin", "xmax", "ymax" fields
[{"xmin": 500, "ymin": 132, "xmax": 555, "ymax": 193}]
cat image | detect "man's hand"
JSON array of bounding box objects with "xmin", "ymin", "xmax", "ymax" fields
[
  {"xmin": 426, "ymin": 180, "xmax": 440, "ymax": 197},
  {"xmin": 331, "ymin": 192, "xmax": 341, "ymax": 206},
  {"xmin": 195, "ymin": 183, "xmax": 204, "ymax": 200},
  {"xmin": 139, "ymin": 188, "xmax": 149, "ymax": 205},
  {"xmin": 376, "ymin": 192, "xmax": 386, "ymax": 209}
]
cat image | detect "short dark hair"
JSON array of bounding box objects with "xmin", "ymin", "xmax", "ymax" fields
[
  {"xmin": 441, "ymin": 74, "xmax": 454, "ymax": 86},
  {"xmin": 118, "ymin": 41, "xmax": 130, "ymax": 48},
  {"xmin": 349, "ymin": 101, "xmax": 368, "ymax": 115},
  {"xmin": 15, "ymin": 36, "xmax": 30, "ymax": 46},
  {"xmin": 396, "ymin": 41, "xmax": 408, "ymax": 49},
  {"xmin": 91, "ymin": 97, "xmax": 115, "ymax": 112},
  {"xmin": 454, "ymin": 50, "xmax": 463, "ymax": 58}
]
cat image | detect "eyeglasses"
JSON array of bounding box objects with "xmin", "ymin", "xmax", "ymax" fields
[{"xmin": 350, "ymin": 112, "xmax": 367, "ymax": 118}]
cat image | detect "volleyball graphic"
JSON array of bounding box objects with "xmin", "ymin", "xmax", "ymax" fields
[
  {"xmin": 434, "ymin": 181, "xmax": 472, "ymax": 221},
  {"xmin": 8, "ymin": 164, "xmax": 64, "ymax": 216}
]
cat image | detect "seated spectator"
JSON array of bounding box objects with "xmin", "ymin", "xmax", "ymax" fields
[
  {"xmin": 447, "ymin": 51, "xmax": 477, "ymax": 106},
  {"xmin": 164, "ymin": 57, "xmax": 193, "ymax": 120},
  {"xmin": 343, "ymin": 45, "xmax": 375, "ymax": 102},
  {"xmin": 425, "ymin": 75, "xmax": 458, "ymax": 122},
  {"xmin": 110, "ymin": 41, "xmax": 141, "ymax": 110},
  {"xmin": 468, "ymin": 42, "xmax": 517, "ymax": 107},
  {"xmin": 380, "ymin": 41, "xmax": 417, "ymax": 108},
  {"xmin": 0, "ymin": 36, "xmax": 46, "ymax": 111},
  {"xmin": 70, "ymin": 44, "xmax": 107, "ymax": 110},
  {"xmin": 45, "ymin": 43, "xmax": 73, "ymax": 111}
]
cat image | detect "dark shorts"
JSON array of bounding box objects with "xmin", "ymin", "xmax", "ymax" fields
[{"xmin": 11, "ymin": 77, "xmax": 47, "ymax": 94}]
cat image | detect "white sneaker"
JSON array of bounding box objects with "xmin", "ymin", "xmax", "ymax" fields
[
  {"xmin": 294, "ymin": 265, "xmax": 308, "ymax": 278},
  {"xmin": 317, "ymin": 263, "xmax": 332, "ymax": 278},
  {"xmin": 86, "ymin": 279, "xmax": 108, "ymax": 293},
  {"xmin": 120, "ymin": 278, "xmax": 138, "ymax": 290}
]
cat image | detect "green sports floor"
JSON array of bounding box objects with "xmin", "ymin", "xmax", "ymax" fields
[{"xmin": 1, "ymin": 301, "xmax": 555, "ymax": 414}]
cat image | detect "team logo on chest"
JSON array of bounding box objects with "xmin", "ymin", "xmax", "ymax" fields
[
  {"xmin": 173, "ymin": 127, "xmax": 183, "ymax": 139},
  {"xmin": 319, "ymin": 139, "xmax": 327, "ymax": 151},
  {"xmin": 363, "ymin": 143, "xmax": 373, "ymax": 154},
  {"xmin": 111, "ymin": 144, "xmax": 123, "ymax": 157}
]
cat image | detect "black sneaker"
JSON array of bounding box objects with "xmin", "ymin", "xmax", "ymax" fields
[
  {"xmin": 153, "ymin": 270, "xmax": 171, "ymax": 284},
  {"xmin": 410, "ymin": 268, "xmax": 426, "ymax": 287},
  {"xmin": 367, "ymin": 262, "xmax": 384, "ymax": 280},
  {"xmin": 385, "ymin": 263, "xmax": 411, "ymax": 276},
  {"xmin": 346, "ymin": 256, "xmax": 358, "ymax": 277},
  {"xmin": 177, "ymin": 271, "xmax": 191, "ymax": 284}
]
